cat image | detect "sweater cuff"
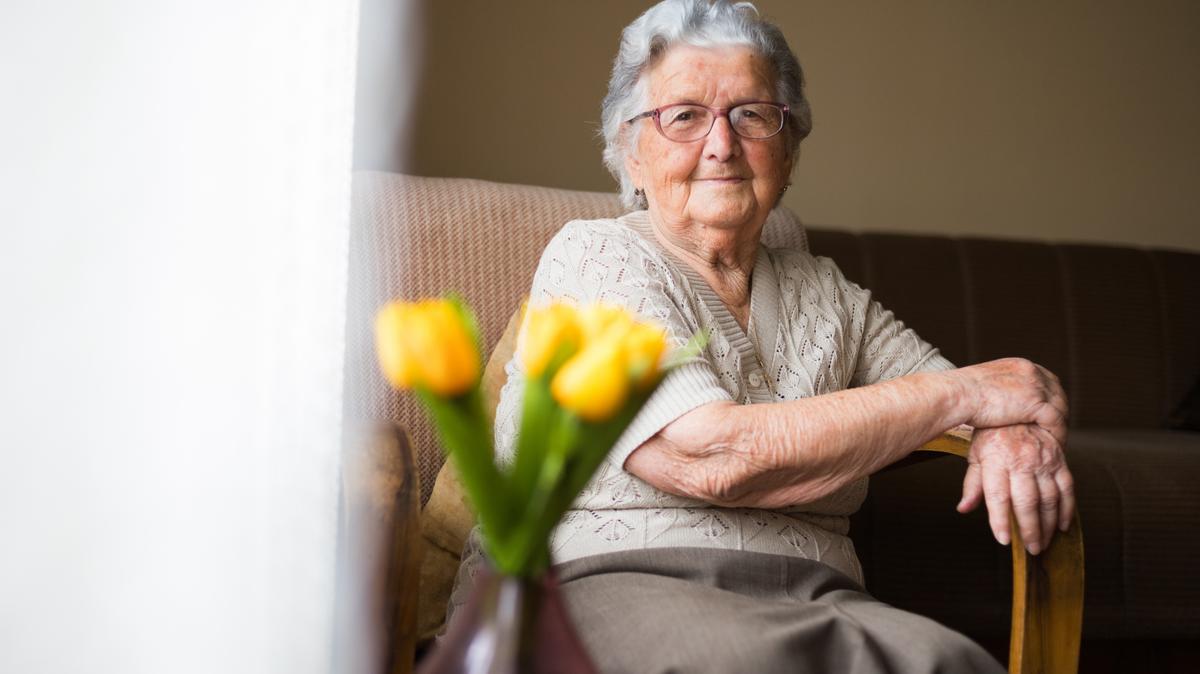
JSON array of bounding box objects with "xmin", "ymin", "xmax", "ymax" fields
[
  {"xmin": 906, "ymin": 350, "xmax": 957, "ymax": 375},
  {"xmin": 606, "ymin": 361, "xmax": 733, "ymax": 469}
]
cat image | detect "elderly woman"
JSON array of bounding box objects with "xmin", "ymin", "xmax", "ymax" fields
[{"xmin": 450, "ymin": 1, "xmax": 1073, "ymax": 671}]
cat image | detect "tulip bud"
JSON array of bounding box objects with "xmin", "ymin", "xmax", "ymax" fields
[
  {"xmin": 375, "ymin": 303, "xmax": 419, "ymax": 389},
  {"xmin": 578, "ymin": 303, "xmax": 633, "ymax": 342},
  {"xmin": 551, "ymin": 333, "xmax": 630, "ymax": 422},
  {"xmin": 519, "ymin": 303, "xmax": 582, "ymax": 378},
  {"xmin": 375, "ymin": 299, "xmax": 481, "ymax": 397}
]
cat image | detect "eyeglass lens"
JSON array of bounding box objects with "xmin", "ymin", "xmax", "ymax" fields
[{"xmin": 659, "ymin": 103, "xmax": 784, "ymax": 141}]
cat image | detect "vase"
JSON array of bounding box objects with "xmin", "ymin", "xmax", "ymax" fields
[{"xmin": 417, "ymin": 564, "xmax": 597, "ymax": 674}]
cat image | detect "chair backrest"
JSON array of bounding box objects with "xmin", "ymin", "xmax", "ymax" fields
[{"xmin": 344, "ymin": 171, "xmax": 809, "ymax": 505}]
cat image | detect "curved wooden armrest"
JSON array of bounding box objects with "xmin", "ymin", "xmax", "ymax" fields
[
  {"xmin": 336, "ymin": 420, "xmax": 422, "ymax": 674},
  {"xmin": 918, "ymin": 433, "xmax": 1084, "ymax": 674}
]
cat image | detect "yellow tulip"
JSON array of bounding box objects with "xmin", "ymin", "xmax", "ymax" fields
[
  {"xmin": 578, "ymin": 303, "xmax": 633, "ymax": 342},
  {"xmin": 375, "ymin": 303, "xmax": 419, "ymax": 389},
  {"xmin": 624, "ymin": 321, "xmax": 667, "ymax": 389},
  {"xmin": 519, "ymin": 303, "xmax": 582, "ymax": 377},
  {"xmin": 374, "ymin": 299, "xmax": 480, "ymax": 397},
  {"xmin": 551, "ymin": 333, "xmax": 630, "ymax": 422}
]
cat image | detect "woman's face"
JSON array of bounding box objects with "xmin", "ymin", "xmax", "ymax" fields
[{"xmin": 625, "ymin": 44, "xmax": 793, "ymax": 233}]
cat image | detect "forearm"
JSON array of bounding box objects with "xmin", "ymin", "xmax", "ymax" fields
[{"xmin": 627, "ymin": 370, "xmax": 969, "ymax": 508}]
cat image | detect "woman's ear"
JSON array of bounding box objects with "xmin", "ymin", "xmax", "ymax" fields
[
  {"xmin": 782, "ymin": 131, "xmax": 798, "ymax": 175},
  {"xmin": 624, "ymin": 146, "xmax": 643, "ymax": 192}
]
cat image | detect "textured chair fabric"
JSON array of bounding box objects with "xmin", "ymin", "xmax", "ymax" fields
[{"xmin": 344, "ymin": 173, "xmax": 624, "ymax": 503}]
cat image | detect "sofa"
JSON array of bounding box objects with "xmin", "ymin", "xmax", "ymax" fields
[{"xmin": 341, "ymin": 171, "xmax": 1200, "ymax": 673}]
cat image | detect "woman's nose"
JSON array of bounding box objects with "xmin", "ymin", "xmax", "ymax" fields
[{"xmin": 703, "ymin": 115, "xmax": 741, "ymax": 161}]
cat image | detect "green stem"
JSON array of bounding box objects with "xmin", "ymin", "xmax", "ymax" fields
[
  {"xmin": 420, "ymin": 387, "xmax": 512, "ymax": 544},
  {"xmin": 504, "ymin": 409, "xmax": 578, "ymax": 575},
  {"xmin": 509, "ymin": 376, "xmax": 555, "ymax": 518}
]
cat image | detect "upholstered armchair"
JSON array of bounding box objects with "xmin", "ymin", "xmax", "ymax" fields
[{"xmin": 338, "ymin": 172, "xmax": 1085, "ymax": 674}]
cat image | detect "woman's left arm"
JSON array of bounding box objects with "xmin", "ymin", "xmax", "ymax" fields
[
  {"xmin": 806, "ymin": 256, "xmax": 1080, "ymax": 551},
  {"xmin": 835, "ymin": 258, "xmax": 1074, "ymax": 554}
]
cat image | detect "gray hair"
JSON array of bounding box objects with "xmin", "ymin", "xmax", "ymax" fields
[{"xmin": 600, "ymin": 0, "xmax": 812, "ymax": 208}]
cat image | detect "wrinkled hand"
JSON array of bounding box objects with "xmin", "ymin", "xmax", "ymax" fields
[
  {"xmin": 957, "ymin": 424, "xmax": 1076, "ymax": 554},
  {"xmin": 954, "ymin": 358, "xmax": 1069, "ymax": 446}
]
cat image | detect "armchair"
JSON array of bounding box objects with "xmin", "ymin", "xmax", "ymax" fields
[{"xmin": 339, "ymin": 172, "xmax": 1086, "ymax": 674}]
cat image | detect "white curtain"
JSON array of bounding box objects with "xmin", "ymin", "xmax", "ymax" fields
[{"xmin": 0, "ymin": 1, "xmax": 361, "ymax": 672}]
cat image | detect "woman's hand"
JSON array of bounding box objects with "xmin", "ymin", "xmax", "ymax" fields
[
  {"xmin": 956, "ymin": 424, "xmax": 1075, "ymax": 554},
  {"xmin": 953, "ymin": 358, "xmax": 1069, "ymax": 446},
  {"xmin": 948, "ymin": 358, "xmax": 1074, "ymax": 554}
]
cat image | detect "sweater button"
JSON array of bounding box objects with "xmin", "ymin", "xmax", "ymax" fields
[{"xmin": 748, "ymin": 372, "xmax": 764, "ymax": 388}]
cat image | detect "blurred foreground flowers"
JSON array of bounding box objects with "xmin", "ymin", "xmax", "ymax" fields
[{"xmin": 375, "ymin": 297, "xmax": 699, "ymax": 576}]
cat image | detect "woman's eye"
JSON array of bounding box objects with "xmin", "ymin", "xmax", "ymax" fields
[{"xmin": 663, "ymin": 106, "xmax": 707, "ymax": 127}]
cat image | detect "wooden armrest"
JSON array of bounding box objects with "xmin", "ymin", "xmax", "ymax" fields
[
  {"xmin": 917, "ymin": 433, "xmax": 1084, "ymax": 674},
  {"xmin": 335, "ymin": 420, "xmax": 422, "ymax": 674}
]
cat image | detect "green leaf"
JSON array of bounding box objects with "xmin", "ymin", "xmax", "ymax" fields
[
  {"xmin": 509, "ymin": 380, "xmax": 665, "ymax": 576},
  {"xmin": 418, "ymin": 387, "xmax": 512, "ymax": 545},
  {"xmin": 502, "ymin": 405, "xmax": 580, "ymax": 575},
  {"xmin": 662, "ymin": 329, "xmax": 710, "ymax": 370},
  {"xmin": 508, "ymin": 375, "xmax": 555, "ymax": 519}
]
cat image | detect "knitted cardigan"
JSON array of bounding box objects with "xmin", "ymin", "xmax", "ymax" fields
[{"xmin": 481, "ymin": 210, "xmax": 956, "ymax": 585}]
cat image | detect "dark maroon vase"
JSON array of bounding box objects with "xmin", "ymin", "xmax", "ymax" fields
[{"xmin": 417, "ymin": 565, "xmax": 597, "ymax": 674}]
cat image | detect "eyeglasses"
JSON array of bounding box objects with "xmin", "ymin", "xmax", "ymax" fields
[{"xmin": 626, "ymin": 102, "xmax": 789, "ymax": 142}]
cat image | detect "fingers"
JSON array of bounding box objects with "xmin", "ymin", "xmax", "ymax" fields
[
  {"xmin": 1008, "ymin": 469, "xmax": 1044, "ymax": 554},
  {"xmin": 1035, "ymin": 471, "xmax": 1059, "ymax": 552},
  {"xmin": 958, "ymin": 462, "xmax": 983, "ymax": 513},
  {"xmin": 980, "ymin": 457, "xmax": 1012, "ymax": 546},
  {"xmin": 1045, "ymin": 382, "xmax": 1070, "ymax": 420},
  {"xmin": 1055, "ymin": 467, "xmax": 1076, "ymax": 532},
  {"xmin": 1030, "ymin": 362, "xmax": 1069, "ymax": 446},
  {"xmin": 961, "ymin": 359, "xmax": 1070, "ymax": 439},
  {"xmin": 971, "ymin": 423, "xmax": 1076, "ymax": 555},
  {"xmin": 1028, "ymin": 421, "xmax": 1074, "ymax": 539},
  {"xmin": 1033, "ymin": 404, "xmax": 1069, "ymax": 448}
]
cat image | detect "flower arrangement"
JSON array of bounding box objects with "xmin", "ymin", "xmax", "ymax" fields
[{"xmin": 374, "ymin": 297, "xmax": 698, "ymax": 577}]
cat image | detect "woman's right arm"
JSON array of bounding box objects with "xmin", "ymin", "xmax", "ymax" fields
[{"xmin": 625, "ymin": 357, "xmax": 1071, "ymax": 550}]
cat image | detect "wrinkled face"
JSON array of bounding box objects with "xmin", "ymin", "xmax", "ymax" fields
[{"xmin": 625, "ymin": 44, "xmax": 793, "ymax": 232}]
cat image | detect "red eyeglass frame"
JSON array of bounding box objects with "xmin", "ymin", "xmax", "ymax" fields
[{"xmin": 625, "ymin": 101, "xmax": 790, "ymax": 141}]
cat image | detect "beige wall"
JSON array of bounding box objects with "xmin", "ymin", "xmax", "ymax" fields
[{"xmin": 393, "ymin": 0, "xmax": 1200, "ymax": 252}]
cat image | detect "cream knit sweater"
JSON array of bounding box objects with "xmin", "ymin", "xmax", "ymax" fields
[{"xmin": 476, "ymin": 211, "xmax": 957, "ymax": 586}]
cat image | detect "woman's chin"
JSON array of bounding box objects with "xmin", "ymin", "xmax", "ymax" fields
[{"xmin": 686, "ymin": 197, "xmax": 761, "ymax": 229}]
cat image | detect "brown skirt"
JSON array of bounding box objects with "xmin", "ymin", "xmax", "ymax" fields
[{"xmin": 552, "ymin": 547, "xmax": 1005, "ymax": 674}]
